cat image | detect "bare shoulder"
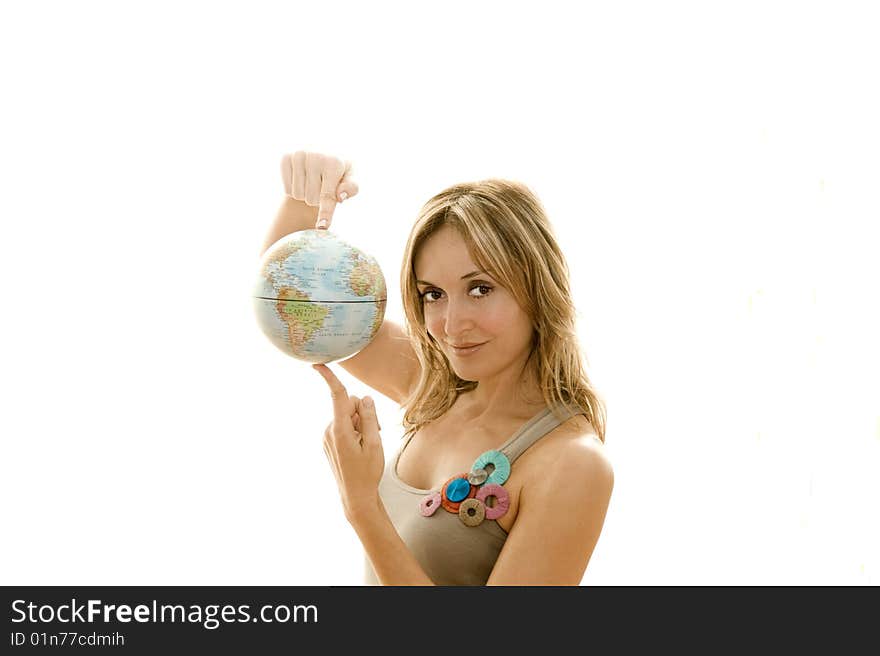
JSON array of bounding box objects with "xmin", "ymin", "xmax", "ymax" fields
[
  {"xmin": 487, "ymin": 414, "xmax": 613, "ymax": 584},
  {"xmin": 522, "ymin": 414, "xmax": 613, "ymax": 493}
]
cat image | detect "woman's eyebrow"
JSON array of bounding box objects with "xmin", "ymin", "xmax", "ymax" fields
[{"xmin": 416, "ymin": 270, "xmax": 487, "ymax": 286}]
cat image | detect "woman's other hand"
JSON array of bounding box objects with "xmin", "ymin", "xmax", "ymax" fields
[
  {"xmin": 313, "ymin": 363, "xmax": 385, "ymax": 524},
  {"xmin": 280, "ymin": 151, "xmax": 359, "ymax": 230}
]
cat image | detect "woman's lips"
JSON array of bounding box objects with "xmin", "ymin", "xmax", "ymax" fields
[{"xmin": 450, "ymin": 342, "xmax": 486, "ymax": 356}]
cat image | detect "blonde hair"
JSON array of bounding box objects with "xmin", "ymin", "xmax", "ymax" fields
[{"xmin": 399, "ymin": 178, "xmax": 607, "ymax": 443}]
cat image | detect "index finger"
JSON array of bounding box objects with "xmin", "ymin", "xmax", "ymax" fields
[
  {"xmin": 312, "ymin": 363, "xmax": 349, "ymax": 423},
  {"xmin": 318, "ymin": 159, "xmax": 351, "ymax": 229},
  {"xmin": 316, "ymin": 160, "xmax": 347, "ymax": 228}
]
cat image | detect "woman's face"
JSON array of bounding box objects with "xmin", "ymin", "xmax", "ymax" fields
[{"xmin": 414, "ymin": 225, "xmax": 535, "ymax": 381}]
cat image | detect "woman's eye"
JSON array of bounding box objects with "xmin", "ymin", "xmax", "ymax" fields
[{"xmin": 421, "ymin": 285, "xmax": 493, "ymax": 303}]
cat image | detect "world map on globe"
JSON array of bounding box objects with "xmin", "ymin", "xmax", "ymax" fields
[{"xmin": 253, "ymin": 229, "xmax": 387, "ymax": 363}]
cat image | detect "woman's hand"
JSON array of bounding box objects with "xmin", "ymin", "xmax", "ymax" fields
[
  {"xmin": 280, "ymin": 151, "xmax": 359, "ymax": 230},
  {"xmin": 313, "ymin": 363, "xmax": 385, "ymax": 524}
]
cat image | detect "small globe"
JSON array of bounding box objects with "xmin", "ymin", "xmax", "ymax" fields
[{"xmin": 253, "ymin": 229, "xmax": 387, "ymax": 363}]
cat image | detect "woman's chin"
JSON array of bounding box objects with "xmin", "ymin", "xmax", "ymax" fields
[{"xmin": 451, "ymin": 362, "xmax": 487, "ymax": 381}]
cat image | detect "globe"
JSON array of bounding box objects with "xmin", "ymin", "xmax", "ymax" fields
[{"xmin": 253, "ymin": 229, "xmax": 387, "ymax": 363}]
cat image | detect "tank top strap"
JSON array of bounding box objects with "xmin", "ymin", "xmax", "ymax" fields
[{"xmin": 500, "ymin": 403, "xmax": 585, "ymax": 464}]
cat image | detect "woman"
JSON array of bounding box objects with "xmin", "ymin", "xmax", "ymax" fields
[{"xmin": 262, "ymin": 151, "xmax": 613, "ymax": 585}]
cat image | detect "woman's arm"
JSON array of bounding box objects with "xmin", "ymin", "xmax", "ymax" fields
[
  {"xmin": 312, "ymin": 364, "xmax": 435, "ymax": 585},
  {"xmin": 350, "ymin": 496, "xmax": 436, "ymax": 586},
  {"xmin": 486, "ymin": 435, "xmax": 614, "ymax": 585}
]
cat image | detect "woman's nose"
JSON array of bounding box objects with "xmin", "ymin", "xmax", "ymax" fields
[{"xmin": 443, "ymin": 296, "xmax": 475, "ymax": 335}]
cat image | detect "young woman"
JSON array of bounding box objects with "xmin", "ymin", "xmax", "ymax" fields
[{"xmin": 263, "ymin": 151, "xmax": 613, "ymax": 585}]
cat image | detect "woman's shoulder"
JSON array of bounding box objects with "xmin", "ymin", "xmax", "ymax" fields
[
  {"xmin": 520, "ymin": 413, "xmax": 612, "ymax": 485},
  {"xmin": 505, "ymin": 413, "xmax": 614, "ymax": 563}
]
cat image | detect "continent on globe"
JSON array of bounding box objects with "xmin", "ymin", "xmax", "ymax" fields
[{"xmin": 253, "ymin": 229, "xmax": 387, "ymax": 363}]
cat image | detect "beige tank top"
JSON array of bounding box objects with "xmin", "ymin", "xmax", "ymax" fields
[{"xmin": 364, "ymin": 403, "xmax": 584, "ymax": 585}]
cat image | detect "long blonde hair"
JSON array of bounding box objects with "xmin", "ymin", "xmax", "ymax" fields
[{"xmin": 398, "ymin": 178, "xmax": 607, "ymax": 443}]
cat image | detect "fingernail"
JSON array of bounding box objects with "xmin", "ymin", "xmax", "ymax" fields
[
  {"xmin": 339, "ymin": 192, "xmax": 348, "ymax": 202},
  {"xmin": 316, "ymin": 219, "xmax": 328, "ymax": 229},
  {"xmin": 363, "ymin": 396, "xmax": 373, "ymax": 408}
]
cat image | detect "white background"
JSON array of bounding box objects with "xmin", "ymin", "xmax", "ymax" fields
[{"xmin": 1, "ymin": 0, "xmax": 878, "ymax": 585}]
